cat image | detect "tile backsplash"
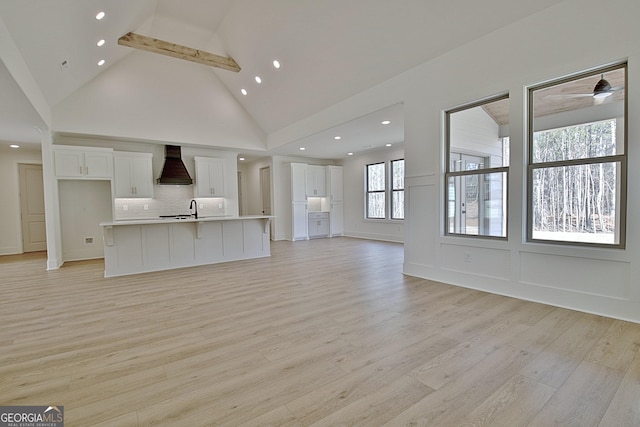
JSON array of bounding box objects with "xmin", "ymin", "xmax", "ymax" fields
[{"xmin": 114, "ymin": 185, "xmax": 227, "ymax": 220}]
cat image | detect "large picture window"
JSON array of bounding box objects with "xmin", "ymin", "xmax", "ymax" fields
[
  {"xmin": 528, "ymin": 63, "xmax": 627, "ymax": 247},
  {"xmin": 445, "ymin": 95, "xmax": 509, "ymax": 238}
]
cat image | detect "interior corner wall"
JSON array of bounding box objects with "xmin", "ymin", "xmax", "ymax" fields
[{"xmin": 0, "ymin": 146, "xmax": 42, "ymax": 255}]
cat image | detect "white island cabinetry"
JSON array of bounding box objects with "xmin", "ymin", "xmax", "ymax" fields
[{"xmin": 100, "ymin": 216, "xmax": 272, "ymax": 277}]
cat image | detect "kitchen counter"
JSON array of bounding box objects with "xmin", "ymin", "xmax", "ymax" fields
[
  {"xmin": 100, "ymin": 215, "xmax": 273, "ymax": 277},
  {"xmin": 100, "ymin": 215, "xmax": 270, "ymax": 227}
]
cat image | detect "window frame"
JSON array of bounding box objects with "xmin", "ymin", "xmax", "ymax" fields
[
  {"xmin": 391, "ymin": 158, "xmax": 405, "ymax": 220},
  {"xmin": 526, "ymin": 62, "xmax": 627, "ymax": 249},
  {"xmin": 444, "ymin": 93, "xmax": 510, "ymax": 240},
  {"xmin": 366, "ymin": 162, "xmax": 386, "ymax": 219}
]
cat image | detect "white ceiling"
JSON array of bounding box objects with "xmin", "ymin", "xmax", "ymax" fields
[{"xmin": 0, "ymin": 0, "xmax": 568, "ymax": 158}]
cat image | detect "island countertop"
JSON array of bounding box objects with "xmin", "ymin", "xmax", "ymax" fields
[{"xmin": 100, "ymin": 215, "xmax": 273, "ymax": 227}]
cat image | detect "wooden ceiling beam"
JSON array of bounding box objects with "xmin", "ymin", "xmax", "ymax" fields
[{"xmin": 118, "ymin": 32, "xmax": 240, "ymax": 72}]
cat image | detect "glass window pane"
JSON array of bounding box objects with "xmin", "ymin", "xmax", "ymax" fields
[
  {"xmin": 449, "ymin": 96, "xmax": 510, "ymax": 171},
  {"xmin": 532, "ymin": 119, "xmax": 620, "ymax": 163},
  {"xmin": 392, "ymin": 159, "xmax": 404, "ymax": 190},
  {"xmin": 531, "ymin": 162, "xmax": 620, "ymax": 245},
  {"xmin": 447, "ymin": 172, "xmax": 507, "ymax": 237},
  {"xmin": 367, "ymin": 192, "xmax": 385, "ymax": 219},
  {"xmin": 392, "ymin": 191, "xmax": 404, "ymax": 219},
  {"xmin": 532, "ymin": 68, "xmax": 625, "ymax": 159},
  {"xmin": 367, "ymin": 163, "xmax": 385, "ymax": 191}
]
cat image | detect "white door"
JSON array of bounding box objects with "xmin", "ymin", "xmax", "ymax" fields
[
  {"xmin": 260, "ymin": 166, "xmax": 271, "ymax": 215},
  {"xmin": 19, "ymin": 164, "xmax": 47, "ymax": 252}
]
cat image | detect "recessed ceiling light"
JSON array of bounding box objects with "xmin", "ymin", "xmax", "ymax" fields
[
  {"xmin": 95, "ymin": 11, "xmax": 105, "ymax": 20},
  {"xmin": 97, "ymin": 59, "xmax": 105, "ymax": 66},
  {"xmin": 239, "ymin": 157, "xmax": 245, "ymax": 161},
  {"xmin": 347, "ymin": 152, "xmax": 354, "ymax": 156},
  {"xmin": 334, "ymin": 136, "xmax": 341, "ymax": 140},
  {"xmin": 97, "ymin": 39, "xmax": 105, "ymax": 47},
  {"xmin": 273, "ymin": 60, "xmax": 281, "ymax": 69},
  {"xmin": 241, "ymin": 88, "xmax": 247, "ymax": 96},
  {"xmin": 381, "ymin": 120, "xmax": 391, "ymax": 125},
  {"xmin": 386, "ymin": 143, "xmax": 392, "ymax": 147},
  {"xmin": 299, "ymin": 147, "xmax": 306, "ymax": 151},
  {"xmin": 255, "ymin": 76, "xmax": 262, "ymax": 84},
  {"xmin": 10, "ymin": 144, "xmax": 20, "ymax": 149}
]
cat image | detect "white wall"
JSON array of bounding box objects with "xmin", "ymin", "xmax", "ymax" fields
[
  {"xmin": 342, "ymin": 146, "xmax": 405, "ymax": 243},
  {"xmin": 0, "ymin": 145, "xmax": 42, "ymax": 254},
  {"xmin": 58, "ymin": 180, "xmax": 112, "ymax": 261},
  {"xmin": 52, "ymin": 51, "xmax": 266, "ymax": 151},
  {"xmin": 273, "ymin": 0, "xmax": 640, "ymax": 322}
]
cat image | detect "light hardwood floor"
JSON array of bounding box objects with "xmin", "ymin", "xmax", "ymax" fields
[{"xmin": 1, "ymin": 237, "xmax": 640, "ymax": 426}]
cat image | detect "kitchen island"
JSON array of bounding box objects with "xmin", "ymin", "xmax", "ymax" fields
[{"xmin": 100, "ymin": 216, "xmax": 272, "ymax": 277}]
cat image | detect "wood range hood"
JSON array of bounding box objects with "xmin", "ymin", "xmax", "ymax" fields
[{"xmin": 157, "ymin": 145, "xmax": 192, "ymax": 185}]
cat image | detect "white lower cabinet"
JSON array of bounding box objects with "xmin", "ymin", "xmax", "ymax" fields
[
  {"xmin": 308, "ymin": 212, "xmax": 329, "ymax": 238},
  {"xmin": 330, "ymin": 202, "xmax": 344, "ymax": 236},
  {"xmin": 292, "ymin": 202, "xmax": 308, "ymax": 241}
]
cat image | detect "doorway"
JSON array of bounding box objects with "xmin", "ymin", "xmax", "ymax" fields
[
  {"xmin": 450, "ymin": 153, "xmax": 487, "ymax": 235},
  {"xmin": 18, "ymin": 163, "xmax": 46, "ymax": 252}
]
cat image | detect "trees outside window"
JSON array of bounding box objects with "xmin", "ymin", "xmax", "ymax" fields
[
  {"xmin": 391, "ymin": 159, "xmax": 405, "ymax": 219},
  {"xmin": 528, "ymin": 63, "xmax": 626, "ymax": 247},
  {"xmin": 366, "ymin": 162, "xmax": 385, "ymax": 219},
  {"xmin": 366, "ymin": 160, "xmax": 404, "ymax": 220}
]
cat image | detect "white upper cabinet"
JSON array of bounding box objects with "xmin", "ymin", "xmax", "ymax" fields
[
  {"xmin": 291, "ymin": 163, "xmax": 307, "ymax": 202},
  {"xmin": 54, "ymin": 145, "xmax": 113, "ymax": 179},
  {"xmin": 328, "ymin": 165, "xmax": 343, "ymax": 202},
  {"xmin": 194, "ymin": 157, "xmax": 225, "ymax": 197},
  {"xmin": 113, "ymin": 152, "xmax": 153, "ymax": 198},
  {"xmin": 305, "ymin": 165, "xmax": 326, "ymax": 197}
]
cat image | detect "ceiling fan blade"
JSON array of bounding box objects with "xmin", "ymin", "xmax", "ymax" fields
[{"xmin": 545, "ymin": 93, "xmax": 593, "ymax": 99}]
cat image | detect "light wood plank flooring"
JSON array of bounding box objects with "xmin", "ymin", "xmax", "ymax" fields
[{"xmin": 1, "ymin": 237, "xmax": 640, "ymax": 426}]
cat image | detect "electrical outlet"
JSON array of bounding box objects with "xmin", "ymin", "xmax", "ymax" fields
[
  {"xmin": 123, "ymin": 205, "xmax": 128, "ymax": 211},
  {"xmin": 199, "ymin": 203, "xmax": 204, "ymax": 209},
  {"xmin": 84, "ymin": 237, "xmax": 94, "ymax": 244},
  {"xmin": 143, "ymin": 204, "xmax": 149, "ymax": 210},
  {"xmin": 464, "ymin": 252, "xmax": 471, "ymax": 262},
  {"xmin": 218, "ymin": 203, "xmax": 223, "ymax": 209}
]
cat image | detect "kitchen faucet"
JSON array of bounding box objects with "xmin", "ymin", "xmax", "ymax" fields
[{"xmin": 189, "ymin": 199, "xmax": 198, "ymax": 219}]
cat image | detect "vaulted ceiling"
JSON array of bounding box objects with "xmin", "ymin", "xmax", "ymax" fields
[{"xmin": 0, "ymin": 0, "xmax": 568, "ymax": 158}]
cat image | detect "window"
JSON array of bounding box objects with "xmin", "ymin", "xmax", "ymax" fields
[
  {"xmin": 391, "ymin": 159, "xmax": 405, "ymax": 219},
  {"xmin": 445, "ymin": 95, "xmax": 509, "ymax": 238},
  {"xmin": 366, "ymin": 162, "xmax": 385, "ymax": 219},
  {"xmin": 365, "ymin": 160, "xmax": 405, "ymax": 220},
  {"xmin": 528, "ymin": 63, "xmax": 626, "ymax": 247}
]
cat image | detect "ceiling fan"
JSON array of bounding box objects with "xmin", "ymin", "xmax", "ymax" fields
[
  {"xmin": 551, "ymin": 73, "xmax": 624, "ymax": 103},
  {"xmin": 592, "ymin": 74, "xmax": 624, "ymax": 99}
]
